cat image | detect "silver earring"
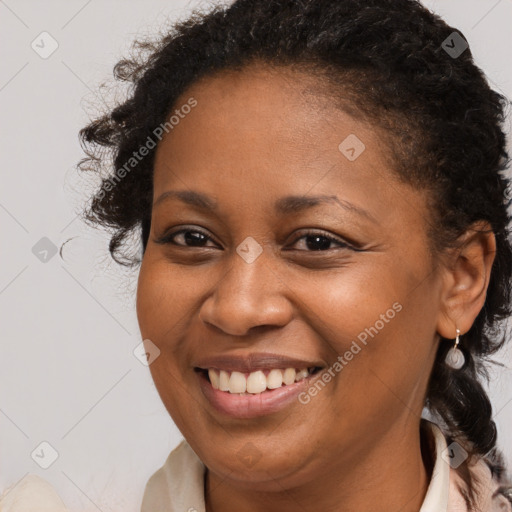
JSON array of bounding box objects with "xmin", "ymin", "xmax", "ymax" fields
[{"xmin": 445, "ymin": 328, "xmax": 465, "ymax": 370}]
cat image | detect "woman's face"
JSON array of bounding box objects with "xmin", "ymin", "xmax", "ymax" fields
[{"xmin": 136, "ymin": 63, "xmax": 446, "ymax": 487}]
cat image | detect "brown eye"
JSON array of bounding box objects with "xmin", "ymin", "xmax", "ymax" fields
[
  {"xmin": 155, "ymin": 228, "xmax": 219, "ymax": 248},
  {"xmin": 154, "ymin": 227, "xmax": 357, "ymax": 252},
  {"xmin": 289, "ymin": 230, "xmax": 353, "ymax": 252}
]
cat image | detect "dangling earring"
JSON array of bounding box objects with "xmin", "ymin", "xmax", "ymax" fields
[{"xmin": 445, "ymin": 328, "xmax": 465, "ymax": 369}]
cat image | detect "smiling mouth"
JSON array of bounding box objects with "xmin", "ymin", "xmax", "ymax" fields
[{"xmin": 195, "ymin": 366, "xmax": 323, "ymax": 395}]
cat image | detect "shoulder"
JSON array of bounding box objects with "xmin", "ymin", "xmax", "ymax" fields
[
  {"xmin": 0, "ymin": 474, "xmax": 68, "ymax": 512},
  {"xmin": 421, "ymin": 419, "xmax": 512, "ymax": 512},
  {"xmin": 448, "ymin": 448, "xmax": 512, "ymax": 511},
  {"xmin": 141, "ymin": 439, "xmax": 206, "ymax": 512}
]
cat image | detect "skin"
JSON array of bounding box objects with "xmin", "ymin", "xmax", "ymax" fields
[{"xmin": 136, "ymin": 62, "xmax": 496, "ymax": 512}]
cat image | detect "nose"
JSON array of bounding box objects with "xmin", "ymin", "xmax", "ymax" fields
[{"xmin": 198, "ymin": 249, "xmax": 294, "ymax": 337}]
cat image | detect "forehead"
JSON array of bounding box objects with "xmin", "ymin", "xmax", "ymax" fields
[
  {"xmin": 153, "ymin": 62, "xmax": 384, "ymax": 185},
  {"xmin": 151, "ymin": 62, "xmax": 430, "ymax": 234}
]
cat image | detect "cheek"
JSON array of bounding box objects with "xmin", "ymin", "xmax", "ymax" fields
[
  {"xmin": 136, "ymin": 254, "xmax": 200, "ymax": 341},
  {"xmin": 293, "ymin": 259, "xmax": 436, "ymax": 413},
  {"xmin": 311, "ymin": 254, "xmax": 433, "ymax": 352},
  {"xmin": 287, "ymin": 260, "xmax": 404, "ymax": 352},
  {"xmin": 135, "ymin": 256, "xmax": 205, "ymax": 426}
]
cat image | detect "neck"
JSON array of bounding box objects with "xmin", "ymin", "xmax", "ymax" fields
[{"xmin": 205, "ymin": 418, "xmax": 434, "ymax": 512}]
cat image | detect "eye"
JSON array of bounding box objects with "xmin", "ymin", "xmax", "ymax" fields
[
  {"xmin": 287, "ymin": 230, "xmax": 353, "ymax": 252},
  {"xmin": 154, "ymin": 227, "xmax": 220, "ymax": 248},
  {"xmin": 154, "ymin": 227, "xmax": 356, "ymax": 252}
]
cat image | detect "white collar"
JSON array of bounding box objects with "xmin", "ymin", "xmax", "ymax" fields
[
  {"xmin": 141, "ymin": 438, "xmax": 207, "ymax": 512},
  {"xmin": 140, "ymin": 419, "xmax": 451, "ymax": 512},
  {"xmin": 419, "ymin": 419, "xmax": 450, "ymax": 512}
]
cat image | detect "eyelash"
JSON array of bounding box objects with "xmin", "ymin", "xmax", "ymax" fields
[{"xmin": 155, "ymin": 227, "xmax": 354, "ymax": 252}]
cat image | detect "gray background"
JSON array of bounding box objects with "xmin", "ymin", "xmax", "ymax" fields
[{"xmin": 1, "ymin": 0, "xmax": 511, "ymax": 510}]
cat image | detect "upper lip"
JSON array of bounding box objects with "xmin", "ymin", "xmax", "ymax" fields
[{"xmin": 194, "ymin": 352, "xmax": 325, "ymax": 373}]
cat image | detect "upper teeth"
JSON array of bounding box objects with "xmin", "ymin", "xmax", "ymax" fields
[{"xmin": 207, "ymin": 367, "xmax": 314, "ymax": 394}]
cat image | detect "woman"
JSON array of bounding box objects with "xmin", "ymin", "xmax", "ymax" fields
[{"xmin": 2, "ymin": 0, "xmax": 511, "ymax": 510}]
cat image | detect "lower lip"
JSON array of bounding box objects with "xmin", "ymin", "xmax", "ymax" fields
[{"xmin": 197, "ymin": 370, "xmax": 320, "ymax": 419}]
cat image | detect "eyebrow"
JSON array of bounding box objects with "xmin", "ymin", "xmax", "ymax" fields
[{"xmin": 153, "ymin": 190, "xmax": 378, "ymax": 223}]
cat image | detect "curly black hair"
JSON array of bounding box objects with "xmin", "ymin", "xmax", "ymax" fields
[{"xmin": 77, "ymin": 0, "xmax": 512, "ymax": 503}]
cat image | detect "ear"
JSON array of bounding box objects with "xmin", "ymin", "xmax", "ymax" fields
[{"xmin": 436, "ymin": 220, "xmax": 496, "ymax": 340}]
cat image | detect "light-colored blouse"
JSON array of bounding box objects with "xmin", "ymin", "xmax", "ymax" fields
[
  {"xmin": 1, "ymin": 419, "xmax": 511, "ymax": 511},
  {"xmin": 139, "ymin": 419, "xmax": 512, "ymax": 512}
]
